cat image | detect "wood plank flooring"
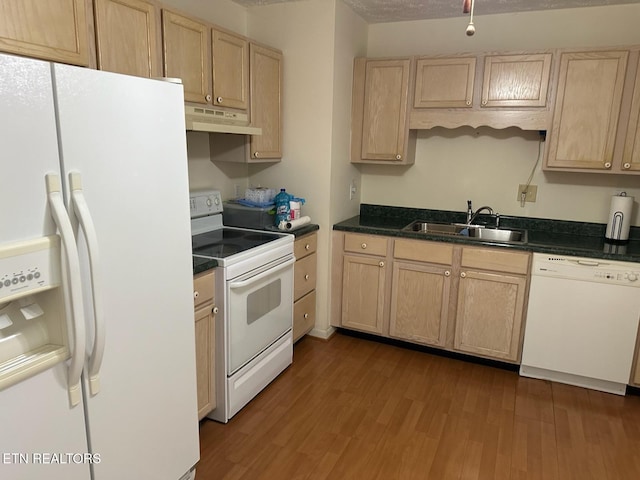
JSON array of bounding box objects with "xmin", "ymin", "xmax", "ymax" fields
[{"xmin": 196, "ymin": 333, "xmax": 640, "ymax": 479}]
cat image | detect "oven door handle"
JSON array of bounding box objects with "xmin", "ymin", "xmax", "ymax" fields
[{"xmin": 229, "ymin": 257, "xmax": 295, "ymax": 290}]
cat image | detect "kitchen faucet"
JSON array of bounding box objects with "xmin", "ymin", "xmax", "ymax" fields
[{"xmin": 466, "ymin": 200, "xmax": 495, "ymax": 226}]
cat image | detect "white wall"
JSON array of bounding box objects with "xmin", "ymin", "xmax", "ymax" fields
[
  {"xmin": 245, "ymin": 0, "xmax": 345, "ymax": 338},
  {"xmin": 361, "ymin": 4, "xmax": 640, "ymax": 225}
]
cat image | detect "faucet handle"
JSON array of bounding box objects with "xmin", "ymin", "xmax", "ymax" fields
[
  {"xmin": 467, "ymin": 200, "xmax": 472, "ymax": 210},
  {"xmin": 495, "ymin": 213, "xmax": 500, "ymax": 228}
]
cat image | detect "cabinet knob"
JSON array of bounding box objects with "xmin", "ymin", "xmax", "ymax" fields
[
  {"xmin": 305, "ymin": 244, "xmax": 311, "ymax": 250},
  {"xmin": 395, "ymin": 154, "xmax": 402, "ymax": 160},
  {"xmin": 481, "ymin": 100, "xmax": 487, "ymax": 106},
  {"xmin": 379, "ymin": 261, "xmax": 385, "ymax": 267},
  {"xmin": 624, "ymin": 162, "xmax": 631, "ymax": 169},
  {"xmin": 213, "ymin": 306, "xmax": 219, "ymax": 314},
  {"xmin": 193, "ymin": 291, "xmax": 199, "ymax": 299},
  {"xmin": 444, "ymin": 270, "xmax": 451, "ymax": 277},
  {"xmin": 361, "ymin": 243, "xmax": 367, "ymax": 249},
  {"xmin": 254, "ymin": 151, "xmax": 260, "ymax": 158},
  {"xmin": 304, "ymin": 274, "xmax": 310, "ymax": 280},
  {"xmin": 205, "ymin": 94, "xmax": 212, "ymax": 102},
  {"xmin": 466, "ymin": 100, "xmax": 471, "ymax": 106},
  {"xmin": 216, "ymin": 96, "xmax": 223, "ymax": 103},
  {"xmin": 303, "ymin": 313, "xmax": 309, "ymax": 319},
  {"xmin": 460, "ymin": 272, "xmax": 467, "ymax": 278},
  {"xmin": 604, "ymin": 162, "xmax": 612, "ymax": 169}
]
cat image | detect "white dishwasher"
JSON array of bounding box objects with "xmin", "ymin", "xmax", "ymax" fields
[{"xmin": 520, "ymin": 253, "xmax": 640, "ymax": 395}]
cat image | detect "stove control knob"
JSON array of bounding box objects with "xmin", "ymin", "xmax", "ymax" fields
[
  {"xmin": 628, "ymin": 272, "xmax": 638, "ymax": 282},
  {"xmin": 206, "ymin": 198, "xmax": 212, "ymax": 207},
  {"xmin": 214, "ymin": 196, "xmax": 220, "ymax": 205}
]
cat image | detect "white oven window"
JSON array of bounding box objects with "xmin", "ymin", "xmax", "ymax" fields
[{"xmin": 247, "ymin": 280, "xmax": 281, "ymax": 324}]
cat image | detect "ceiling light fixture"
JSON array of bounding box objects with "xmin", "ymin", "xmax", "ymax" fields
[{"xmin": 463, "ymin": 0, "xmax": 476, "ymax": 36}]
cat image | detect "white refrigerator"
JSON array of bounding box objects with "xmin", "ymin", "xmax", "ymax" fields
[{"xmin": 0, "ymin": 53, "xmax": 199, "ymax": 479}]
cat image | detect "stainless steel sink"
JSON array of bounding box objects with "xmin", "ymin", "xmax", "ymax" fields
[
  {"xmin": 402, "ymin": 220, "xmax": 527, "ymax": 243},
  {"xmin": 466, "ymin": 227, "xmax": 527, "ymax": 242},
  {"xmin": 402, "ymin": 221, "xmax": 463, "ymax": 235}
]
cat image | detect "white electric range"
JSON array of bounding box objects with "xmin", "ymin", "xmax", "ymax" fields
[{"xmin": 190, "ymin": 190, "xmax": 294, "ymax": 423}]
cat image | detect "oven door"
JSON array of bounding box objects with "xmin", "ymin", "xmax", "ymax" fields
[{"xmin": 226, "ymin": 256, "xmax": 294, "ymax": 375}]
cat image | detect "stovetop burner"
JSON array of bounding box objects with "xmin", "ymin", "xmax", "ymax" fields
[{"xmin": 191, "ymin": 227, "xmax": 288, "ymax": 259}]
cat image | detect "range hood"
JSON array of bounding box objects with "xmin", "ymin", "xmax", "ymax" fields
[{"xmin": 184, "ymin": 106, "xmax": 262, "ymax": 135}]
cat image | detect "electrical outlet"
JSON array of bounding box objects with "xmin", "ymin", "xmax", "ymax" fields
[
  {"xmin": 517, "ymin": 184, "xmax": 537, "ymax": 202},
  {"xmin": 349, "ymin": 180, "xmax": 357, "ymax": 200},
  {"xmin": 234, "ymin": 184, "xmax": 241, "ymax": 198}
]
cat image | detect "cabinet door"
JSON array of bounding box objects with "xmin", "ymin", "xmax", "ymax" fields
[
  {"xmin": 454, "ymin": 270, "xmax": 527, "ymax": 362},
  {"xmin": 389, "ymin": 261, "xmax": 450, "ymax": 347},
  {"xmin": 162, "ymin": 9, "xmax": 210, "ymax": 104},
  {"xmin": 212, "ymin": 29, "xmax": 248, "ymax": 110},
  {"xmin": 341, "ymin": 254, "xmax": 387, "ymax": 335},
  {"xmin": 249, "ymin": 43, "xmax": 282, "ymax": 160},
  {"xmin": 623, "ymin": 61, "xmax": 640, "ymax": 172},
  {"xmin": 94, "ymin": 0, "xmax": 159, "ymax": 78},
  {"xmin": 481, "ymin": 53, "xmax": 552, "ymax": 107},
  {"xmin": 414, "ymin": 57, "xmax": 475, "ymax": 108},
  {"xmin": 0, "ymin": 0, "xmax": 90, "ymax": 66},
  {"xmin": 546, "ymin": 51, "xmax": 628, "ymax": 170},
  {"xmin": 360, "ymin": 58, "xmax": 412, "ymax": 161},
  {"xmin": 194, "ymin": 304, "xmax": 214, "ymax": 420}
]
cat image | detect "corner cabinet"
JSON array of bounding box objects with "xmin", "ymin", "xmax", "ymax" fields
[
  {"xmin": 161, "ymin": 9, "xmax": 210, "ymax": 104},
  {"xmin": 248, "ymin": 43, "xmax": 283, "ymax": 161},
  {"xmin": 453, "ymin": 247, "xmax": 530, "ymax": 362},
  {"xmin": 0, "ymin": 0, "xmax": 91, "ymax": 66},
  {"xmin": 193, "ymin": 270, "xmax": 216, "ymax": 420},
  {"xmin": 351, "ymin": 57, "xmax": 417, "ymax": 165},
  {"xmin": 94, "ymin": 0, "xmax": 161, "ymax": 78},
  {"xmin": 293, "ymin": 232, "xmax": 317, "ymax": 342}
]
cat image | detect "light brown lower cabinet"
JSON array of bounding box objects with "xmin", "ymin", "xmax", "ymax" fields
[
  {"xmin": 193, "ymin": 270, "xmax": 216, "ymax": 420},
  {"xmin": 293, "ymin": 232, "xmax": 318, "ymax": 342},
  {"xmin": 335, "ymin": 232, "xmax": 532, "ymax": 363}
]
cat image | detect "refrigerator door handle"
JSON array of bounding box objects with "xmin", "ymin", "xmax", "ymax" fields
[
  {"xmin": 69, "ymin": 172, "xmax": 105, "ymax": 396},
  {"xmin": 45, "ymin": 173, "xmax": 86, "ymax": 407}
]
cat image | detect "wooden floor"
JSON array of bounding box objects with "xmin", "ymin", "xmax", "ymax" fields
[{"xmin": 196, "ymin": 333, "xmax": 640, "ymax": 479}]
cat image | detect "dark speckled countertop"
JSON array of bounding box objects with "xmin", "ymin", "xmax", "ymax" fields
[
  {"xmin": 333, "ymin": 204, "xmax": 640, "ymax": 263},
  {"xmin": 192, "ymin": 223, "xmax": 320, "ymax": 275}
]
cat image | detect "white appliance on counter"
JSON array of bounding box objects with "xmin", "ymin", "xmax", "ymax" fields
[
  {"xmin": 190, "ymin": 190, "xmax": 294, "ymax": 423},
  {"xmin": 0, "ymin": 53, "xmax": 199, "ymax": 479},
  {"xmin": 520, "ymin": 253, "xmax": 640, "ymax": 395}
]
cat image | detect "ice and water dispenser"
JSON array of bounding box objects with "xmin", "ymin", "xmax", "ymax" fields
[{"xmin": 0, "ymin": 236, "xmax": 69, "ymax": 390}]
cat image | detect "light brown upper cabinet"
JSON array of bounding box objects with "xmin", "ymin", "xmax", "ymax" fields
[
  {"xmin": 351, "ymin": 57, "xmax": 416, "ymax": 165},
  {"xmin": 481, "ymin": 53, "xmax": 552, "ymax": 107},
  {"xmin": 249, "ymin": 43, "xmax": 283, "ymax": 161},
  {"xmin": 414, "ymin": 57, "xmax": 476, "ymax": 108},
  {"xmin": 0, "ymin": 0, "xmax": 91, "ymax": 66},
  {"xmin": 622, "ymin": 57, "xmax": 640, "ymax": 172},
  {"xmin": 410, "ymin": 52, "xmax": 553, "ymax": 130},
  {"xmin": 162, "ymin": 9, "xmax": 210, "ymax": 104},
  {"xmin": 545, "ymin": 50, "xmax": 629, "ymax": 172},
  {"xmin": 94, "ymin": 0, "xmax": 160, "ymax": 78},
  {"xmin": 212, "ymin": 29, "xmax": 248, "ymax": 110}
]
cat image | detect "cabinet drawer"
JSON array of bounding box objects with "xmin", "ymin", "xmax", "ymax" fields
[
  {"xmin": 293, "ymin": 290, "xmax": 316, "ymax": 342},
  {"xmin": 294, "ymin": 253, "xmax": 317, "ymax": 300},
  {"xmin": 394, "ymin": 239, "xmax": 453, "ymax": 265},
  {"xmin": 344, "ymin": 233, "xmax": 388, "ymax": 256},
  {"xmin": 294, "ymin": 232, "xmax": 317, "ymax": 259},
  {"xmin": 461, "ymin": 247, "xmax": 530, "ymax": 275},
  {"xmin": 193, "ymin": 270, "xmax": 215, "ymax": 308}
]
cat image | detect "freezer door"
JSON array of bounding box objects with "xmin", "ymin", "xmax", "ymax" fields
[
  {"xmin": 52, "ymin": 64, "xmax": 199, "ymax": 479},
  {"xmin": 0, "ymin": 53, "xmax": 90, "ymax": 480}
]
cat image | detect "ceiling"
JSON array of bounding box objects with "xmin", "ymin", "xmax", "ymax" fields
[{"xmin": 230, "ymin": 0, "xmax": 639, "ymax": 23}]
